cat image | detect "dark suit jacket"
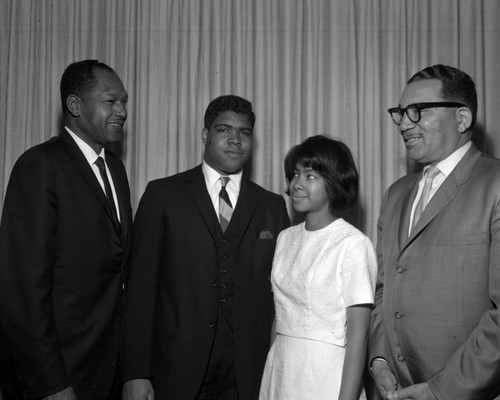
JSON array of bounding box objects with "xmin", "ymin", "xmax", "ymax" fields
[
  {"xmin": 122, "ymin": 165, "xmax": 290, "ymax": 400},
  {"xmin": 369, "ymin": 144, "xmax": 500, "ymax": 399},
  {"xmin": 0, "ymin": 130, "xmax": 132, "ymax": 399}
]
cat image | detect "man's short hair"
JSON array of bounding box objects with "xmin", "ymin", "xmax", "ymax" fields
[
  {"xmin": 408, "ymin": 64, "xmax": 477, "ymax": 129},
  {"xmin": 204, "ymin": 95, "xmax": 256, "ymax": 129},
  {"xmin": 284, "ymin": 135, "xmax": 359, "ymax": 211},
  {"xmin": 60, "ymin": 59, "xmax": 115, "ymax": 114}
]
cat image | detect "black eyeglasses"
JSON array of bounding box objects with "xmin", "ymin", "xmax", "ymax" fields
[{"xmin": 388, "ymin": 102, "xmax": 466, "ymax": 125}]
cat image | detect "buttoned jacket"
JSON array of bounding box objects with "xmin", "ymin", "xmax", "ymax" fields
[
  {"xmin": 370, "ymin": 144, "xmax": 500, "ymax": 399},
  {"xmin": 122, "ymin": 165, "xmax": 290, "ymax": 400},
  {"xmin": 0, "ymin": 130, "xmax": 132, "ymax": 399}
]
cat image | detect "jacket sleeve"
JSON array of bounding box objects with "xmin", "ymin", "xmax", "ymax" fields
[
  {"xmin": 0, "ymin": 150, "xmax": 69, "ymax": 398},
  {"xmin": 369, "ymin": 189, "xmax": 389, "ymax": 364},
  {"xmin": 121, "ymin": 182, "xmax": 164, "ymax": 381}
]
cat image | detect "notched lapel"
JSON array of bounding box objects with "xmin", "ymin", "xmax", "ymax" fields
[
  {"xmin": 409, "ymin": 178, "xmax": 457, "ymax": 240},
  {"xmin": 186, "ymin": 168, "xmax": 219, "ymax": 241},
  {"xmin": 398, "ymin": 178, "xmax": 419, "ymax": 249},
  {"xmin": 407, "ymin": 144, "xmax": 481, "ymax": 244},
  {"xmin": 234, "ymin": 180, "xmax": 259, "ymax": 243},
  {"xmin": 60, "ymin": 131, "xmax": 123, "ymax": 235},
  {"xmin": 106, "ymin": 153, "xmax": 131, "ymax": 240}
]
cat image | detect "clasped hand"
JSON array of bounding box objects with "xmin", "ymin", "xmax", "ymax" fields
[{"xmin": 371, "ymin": 361, "xmax": 436, "ymax": 400}]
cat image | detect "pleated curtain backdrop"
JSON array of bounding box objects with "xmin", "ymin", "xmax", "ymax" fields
[{"xmin": 1, "ymin": 0, "xmax": 499, "ymax": 240}]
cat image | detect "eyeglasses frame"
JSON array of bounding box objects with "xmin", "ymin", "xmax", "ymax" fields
[{"xmin": 387, "ymin": 102, "xmax": 467, "ymax": 125}]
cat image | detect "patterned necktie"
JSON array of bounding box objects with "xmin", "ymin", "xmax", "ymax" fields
[
  {"xmin": 219, "ymin": 176, "xmax": 233, "ymax": 232},
  {"xmin": 412, "ymin": 165, "xmax": 440, "ymax": 231},
  {"xmin": 95, "ymin": 156, "xmax": 121, "ymax": 234}
]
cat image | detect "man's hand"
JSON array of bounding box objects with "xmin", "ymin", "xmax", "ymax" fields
[
  {"xmin": 122, "ymin": 378, "xmax": 154, "ymax": 400},
  {"xmin": 387, "ymin": 382, "xmax": 437, "ymax": 400},
  {"xmin": 42, "ymin": 386, "xmax": 77, "ymax": 400},
  {"xmin": 371, "ymin": 359, "xmax": 399, "ymax": 399},
  {"xmin": 387, "ymin": 382, "xmax": 436, "ymax": 400}
]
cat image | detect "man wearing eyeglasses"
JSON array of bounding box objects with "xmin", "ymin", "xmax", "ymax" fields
[{"xmin": 369, "ymin": 65, "xmax": 500, "ymax": 400}]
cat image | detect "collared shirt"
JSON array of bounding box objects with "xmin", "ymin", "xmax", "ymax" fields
[
  {"xmin": 409, "ymin": 140, "xmax": 472, "ymax": 233},
  {"xmin": 65, "ymin": 127, "xmax": 121, "ymax": 221},
  {"xmin": 202, "ymin": 161, "xmax": 242, "ymax": 220}
]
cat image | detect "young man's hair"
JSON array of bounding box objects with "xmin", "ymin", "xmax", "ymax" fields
[
  {"xmin": 285, "ymin": 135, "xmax": 359, "ymax": 211},
  {"xmin": 204, "ymin": 95, "xmax": 256, "ymax": 129}
]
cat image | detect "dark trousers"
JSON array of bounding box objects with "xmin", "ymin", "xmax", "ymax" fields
[{"xmin": 196, "ymin": 316, "xmax": 239, "ymax": 400}]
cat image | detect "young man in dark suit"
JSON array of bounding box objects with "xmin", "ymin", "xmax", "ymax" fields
[
  {"xmin": 0, "ymin": 60, "xmax": 132, "ymax": 400},
  {"xmin": 122, "ymin": 95, "xmax": 290, "ymax": 400}
]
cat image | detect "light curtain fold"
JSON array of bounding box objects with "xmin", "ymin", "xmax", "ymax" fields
[{"xmin": 1, "ymin": 0, "xmax": 499, "ymax": 240}]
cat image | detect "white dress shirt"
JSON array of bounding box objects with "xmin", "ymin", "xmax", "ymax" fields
[{"xmin": 202, "ymin": 161, "xmax": 242, "ymax": 221}]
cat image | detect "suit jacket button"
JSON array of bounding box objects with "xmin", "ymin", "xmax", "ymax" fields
[
  {"xmin": 220, "ymin": 269, "xmax": 227, "ymax": 274},
  {"xmin": 219, "ymin": 298, "xmax": 226, "ymax": 303},
  {"xmin": 396, "ymin": 266, "xmax": 404, "ymax": 273},
  {"xmin": 212, "ymin": 281, "xmax": 219, "ymax": 287},
  {"xmin": 395, "ymin": 312, "xmax": 401, "ymax": 319},
  {"xmin": 398, "ymin": 355, "xmax": 405, "ymax": 362},
  {"xmin": 221, "ymin": 239, "xmax": 228, "ymax": 244},
  {"xmin": 209, "ymin": 322, "xmax": 216, "ymax": 329}
]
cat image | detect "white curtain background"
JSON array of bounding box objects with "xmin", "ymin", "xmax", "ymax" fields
[{"xmin": 1, "ymin": 0, "xmax": 499, "ymax": 241}]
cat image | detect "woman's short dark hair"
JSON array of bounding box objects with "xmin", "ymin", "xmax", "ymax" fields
[{"xmin": 285, "ymin": 135, "xmax": 359, "ymax": 211}]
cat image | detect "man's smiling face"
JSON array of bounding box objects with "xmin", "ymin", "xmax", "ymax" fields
[{"xmin": 398, "ymin": 79, "xmax": 465, "ymax": 165}]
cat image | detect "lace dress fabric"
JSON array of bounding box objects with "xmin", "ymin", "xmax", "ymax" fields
[{"xmin": 259, "ymin": 219, "xmax": 377, "ymax": 400}]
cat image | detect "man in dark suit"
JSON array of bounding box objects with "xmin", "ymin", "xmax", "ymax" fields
[
  {"xmin": 0, "ymin": 60, "xmax": 132, "ymax": 400},
  {"xmin": 122, "ymin": 95, "xmax": 290, "ymax": 400},
  {"xmin": 369, "ymin": 65, "xmax": 500, "ymax": 400}
]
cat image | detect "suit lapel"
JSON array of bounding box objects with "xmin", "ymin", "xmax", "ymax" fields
[
  {"xmin": 185, "ymin": 167, "xmax": 259, "ymax": 243},
  {"xmin": 185, "ymin": 166, "xmax": 220, "ymax": 242},
  {"xmin": 59, "ymin": 130, "xmax": 123, "ymax": 236},
  {"xmin": 398, "ymin": 176, "xmax": 420, "ymax": 249},
  {"xmin": 405, "ymin": 144, "xmax": 482, "ymax": 246},
  {"xmin": 106, "ymin": 152, "xmax": 130, "ymax": 240},
  {"xmin": 233, "ymin": 178, "xmax": 259, "ymax": 244}
]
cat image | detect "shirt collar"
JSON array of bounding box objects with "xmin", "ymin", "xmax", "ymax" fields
[
  {"xmin": 432, "ymin": 140, "xmax": 472, "ymax": 178},
  {"xmin": 65, "ymin": 126, "xmax": 105, "ymax": 165},
  {"xmin": 202, "ymin": 160, "xmax": 243, "ymax": 190}
]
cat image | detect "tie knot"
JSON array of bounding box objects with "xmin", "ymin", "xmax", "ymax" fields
[
  {"xmin": 95, "ymin": 156, "xmax": 105, "ymax": 170},
  {"xmin": 220, "ymin": 176, "xmax": 230, "ymax": 188},
  {"xmin": 425, "ymin": 165, "xmax": 440, "ymax": 179}
]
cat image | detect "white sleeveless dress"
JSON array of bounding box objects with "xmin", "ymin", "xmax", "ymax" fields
[{"xmin": 259, "ymin": 219, "xmax": 377, "ymax": 400}]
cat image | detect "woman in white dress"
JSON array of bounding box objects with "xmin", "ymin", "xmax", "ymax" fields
[{"xmin": 259, "ymin": 135, "xmax": 377, "ymax": 400}]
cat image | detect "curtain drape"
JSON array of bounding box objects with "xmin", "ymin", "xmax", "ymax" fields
[{"xmin": 1, "ymin": 0, "xmax": 499, "ymax": 240}]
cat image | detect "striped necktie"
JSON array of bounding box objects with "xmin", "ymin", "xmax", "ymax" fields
[{"xmin": 219, "ymin": 176, "xmax": 233, "ymax": 232}]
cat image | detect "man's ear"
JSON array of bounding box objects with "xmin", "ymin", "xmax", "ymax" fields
[
  {"xmin": 66, "ymin": 95, "xmax": 81, "ymax": 117},
  {"xmin": 457, "ymin": 106, "xmax": 473, "ymax": 133},
  {"xmin": 201, "ymin": 128, "xmax": 208, "ymax": 145}
]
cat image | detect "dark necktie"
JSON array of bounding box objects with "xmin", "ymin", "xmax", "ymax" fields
[
  {"xmin": 412, "ymin": 165, "xmax": 440, "ymax": 231},
  {"xmin": 219, "ymin": 176, "xmax": 233, "ymax": 232},
  {"xmin": 95, "ymin": 156, "xmax": 121, "ymax": 234}
]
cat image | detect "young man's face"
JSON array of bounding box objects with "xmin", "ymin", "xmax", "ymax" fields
[{"xmin": 202, "ymin": 111, "xmax": 253, "ymax": 175}]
